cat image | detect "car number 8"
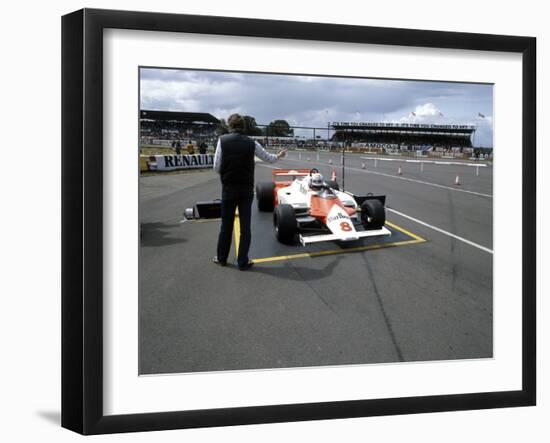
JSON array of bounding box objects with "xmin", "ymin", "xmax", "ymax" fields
[{"xmin": 340, "ymin": 221, "xmax": 352, "ymax": 232}]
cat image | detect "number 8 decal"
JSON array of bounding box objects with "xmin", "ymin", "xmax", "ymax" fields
[{"xmin": 340, "ymin": 221, "xmax": 352, "ymax": 232}]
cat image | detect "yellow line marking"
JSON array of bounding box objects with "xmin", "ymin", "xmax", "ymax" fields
[
  {"xmin": 252, "ymin": 237, "xmax": 425, "ymax": 264},
  {"xmin": 231, "ymin": 216, "xmax": 426, "ymax": 264},
  {"xmin": 385, "ymin": 220, "xmax": 426, "ymax": 242},
  {"xmin": 233, "ymin": 209, "xmax": 240, "ymax": 259}
]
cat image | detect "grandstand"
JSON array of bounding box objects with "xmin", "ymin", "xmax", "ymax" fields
[
  {"xmin": 331, "ymin": 122, "xmax": 477, "ymax": 153},
  {"xmin": 140, "ymin": 110, "xmax": 220, "ymax": 146},
  {"xmin": 138, "ymin": 114, "xmax": 490, "ymax": 159}
]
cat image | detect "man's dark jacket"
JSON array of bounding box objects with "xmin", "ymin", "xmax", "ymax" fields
[{"xmin": 219, "ymin": 132, "xmax": 255, "ymax": 188}]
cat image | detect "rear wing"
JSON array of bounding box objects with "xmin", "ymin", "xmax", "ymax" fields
[
  {"xmin": 272, "ymin": 169, "xmax": 311, "ymax": 183},
  {"xmin": 272, "ymin": 169, "xmax": 311, "ymax": 177}
]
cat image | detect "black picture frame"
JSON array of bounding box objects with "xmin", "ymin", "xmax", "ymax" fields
[{"xmin": 62, "ymin": 8, "xmax": 536, "ymax": 435}]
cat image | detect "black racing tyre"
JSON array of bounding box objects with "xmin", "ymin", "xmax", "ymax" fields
[
  {"xmin": 274, "ymin": 204, "xmax": 297, "ymax": 244},
  {"xmin": 361, "ymin": 199, "xmax": 385, "ymax": 230},
  {"xmin": 325, "ymin": 180, "xmax": 339, "ymax": 191},
  {"xmin": 256, "ymin": 182, "xmax": 275, "ymax": 212}
]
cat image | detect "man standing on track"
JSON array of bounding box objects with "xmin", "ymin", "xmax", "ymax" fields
[{"xmin": 213, "ymin": 113, "xmax": 287, "ymax": 270}]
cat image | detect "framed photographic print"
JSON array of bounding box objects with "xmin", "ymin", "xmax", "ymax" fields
[{"xmin": 61, "ymin": 8, "xmax": 536, "ymax": 434}]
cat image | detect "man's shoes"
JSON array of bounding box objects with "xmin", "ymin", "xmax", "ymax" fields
[
  {"xmin": 212, "ymin": 257, "xmax": 227, "ymax": 266},
  {"xmin": 238, "ymin": 261, "xmax": 254, "ymax": 271},
  {"xmin": 213, "ymin": 257, "xmax": 253, "ymax": 270}
]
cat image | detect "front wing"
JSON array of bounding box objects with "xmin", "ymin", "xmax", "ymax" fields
[{"xmin": 298, "ymin": 226, "xmax": 391, "ymax": 245}]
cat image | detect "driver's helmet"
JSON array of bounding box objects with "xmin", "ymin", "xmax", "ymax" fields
[{"xmin": 310, "ymin": 173, "xmax": 324, "ymax": 190}]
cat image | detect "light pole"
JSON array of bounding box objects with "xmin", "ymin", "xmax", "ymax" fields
[{"xmin": 326, "ymin": 109, "xmax": 330, "ymax": 150}]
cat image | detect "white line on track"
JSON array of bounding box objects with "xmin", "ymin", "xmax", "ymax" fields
[
  {"xmin": 256, "ymin": 162, "xmax": 278, "ymax": 169},
  {"xmin": 257, "ymin": 161, "xmax": 493, "ymax": 254},
  {"xmin": 360, "ymin": 156, "xmax": 488, "ymax": 167},
  {"xmin": 277, "ymin": 158, "xmax": 493, "ymax": 199},
  {"xmin": 386, "ymin": 207, "xmax": 493, "ymax": 254}
]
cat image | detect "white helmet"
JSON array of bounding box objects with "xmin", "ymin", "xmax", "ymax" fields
[{"xmin": 310, "ymin": 173, "xmax": 324, "ymax": 189}]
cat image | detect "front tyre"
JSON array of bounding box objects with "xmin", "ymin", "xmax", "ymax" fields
[
  {"xmin": 274, "ymin": 204, "xmax": 297, "ymax": 244},
  {"xmin": 361, "ymin": 199, "xmax": 385, "ymax": 230},
  {"xmin": 256, "ymin": 182, "xmax": 275, "ymax": 212}
]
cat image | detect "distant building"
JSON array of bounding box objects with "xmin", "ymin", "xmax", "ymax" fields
[{"xmin": 331, "ymin": 122, "xmax": 477, "ymax": 152}]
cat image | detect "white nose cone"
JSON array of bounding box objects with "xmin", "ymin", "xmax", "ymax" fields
[{"xmin": 326, "ymin": 204, "xmax": 358, "ymax": 241}]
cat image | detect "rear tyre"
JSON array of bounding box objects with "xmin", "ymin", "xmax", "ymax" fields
[
  {"xmin": 256, "ymin": 182, "xmax": 275, "ymax": 212},
  {"xmin": 274, "ymin": 204, "xmax": 297, "ymax": 244},
  {"xmin": 325, "ymin": 180, "xmax": 339, "ymax": 191},
  {"xmin": 361, "ymin": 199, "xmax": 385, "ymax": 229}
]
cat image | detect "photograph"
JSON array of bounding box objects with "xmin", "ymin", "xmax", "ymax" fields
[{"xmin": 138, "ymin": 67, "xmax": 494, "ymax": 375}]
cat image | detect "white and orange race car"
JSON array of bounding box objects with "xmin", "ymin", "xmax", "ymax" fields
[{"xmin": 255, "ymin": 168, "xmax": 391, "ymax": 245}]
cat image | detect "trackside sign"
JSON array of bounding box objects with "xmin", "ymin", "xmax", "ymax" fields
[{"xmin": 154, "ymin": 154, "xmax": 214, "ymax": 170}]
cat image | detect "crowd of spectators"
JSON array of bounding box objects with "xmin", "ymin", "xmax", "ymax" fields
[{"xmin": 140, "ymin": 120, "xmax": 217, "ymax": 140}]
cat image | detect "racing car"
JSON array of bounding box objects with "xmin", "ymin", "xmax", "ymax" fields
[{"xmin": 255, "ymin": 168, "xmax": 391, "ymax": 245}]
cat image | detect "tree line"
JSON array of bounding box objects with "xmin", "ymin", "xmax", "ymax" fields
[{"xmin": 217, "ymin": 117, "xmax": 294, "ymax": 137}]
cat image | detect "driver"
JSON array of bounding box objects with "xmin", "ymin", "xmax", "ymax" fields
[{"xmin": 310, "ymin": 172, "xmax": 325, "ymax": 191}]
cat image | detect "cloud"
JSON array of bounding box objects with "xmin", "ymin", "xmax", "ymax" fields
[
  {"xmin": 399, "ymin": 103, "xmax": 444, "ymax": 123},
  {"xmin": 472, "ymin": 115, "xmax": 493, "ymax": 148},
  {"xmin": 394, "ymin": 102, "xmax": 493, "ymax": 147},
  {"xmin": 140, "ymin": 68, "xmax": 494, "ymax": 147}
]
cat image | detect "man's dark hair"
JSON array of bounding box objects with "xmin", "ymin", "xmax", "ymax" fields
[{"xmin": 227, "ymin": 113, "xmax": 245, "ymax": 132}]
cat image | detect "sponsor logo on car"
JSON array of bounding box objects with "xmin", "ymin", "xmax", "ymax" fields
[{"xmin": 327, "ymin": 211, "xmax": 351, "ymax": 223}]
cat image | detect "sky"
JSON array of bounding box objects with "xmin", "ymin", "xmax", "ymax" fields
[{"xmin": 140, "ymin": 68, "xmax": 494, "ymax": 147}]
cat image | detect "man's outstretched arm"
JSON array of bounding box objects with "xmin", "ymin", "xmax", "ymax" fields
[{"xmin": 254, "ymin": 141, "xmax": 287, "ymax": 163}]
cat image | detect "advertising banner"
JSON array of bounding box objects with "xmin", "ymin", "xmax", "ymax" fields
[{"xmin": 154, "ymin": 154, "xmax": 214, "ymax": 170}]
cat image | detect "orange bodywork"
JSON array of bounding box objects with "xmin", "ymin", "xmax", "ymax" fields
[
  {"xmin": 310, "ymin": 196, "xmax": 355, "ymax": 223},
  {"xmin": 310, "ymin": 196, "xmax": 341, "ymax": 224},
  {"xmin": 271, "ymin": 169, "xmax": 355, "ymax": 220},
  {"xmin": 271, "ymin": 169, "xmax": 311, "ymax": 207}
]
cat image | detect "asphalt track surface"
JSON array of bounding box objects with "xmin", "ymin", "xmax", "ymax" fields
[{"xmin": 139, "ymin": 151, "xmax": 493, "ymax": 375}]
